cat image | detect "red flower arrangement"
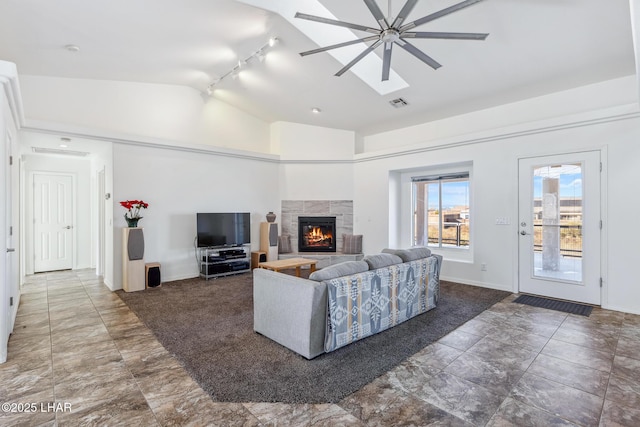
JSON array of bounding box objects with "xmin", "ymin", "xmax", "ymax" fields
[{"xmin": 120, "ymin": 200, "xmax": 149, "ymax": 221}]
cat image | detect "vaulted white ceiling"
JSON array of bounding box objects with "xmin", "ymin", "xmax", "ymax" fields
[{"xmin": 0, "ymin": 0, "xmax": 635, "ymax": 136}]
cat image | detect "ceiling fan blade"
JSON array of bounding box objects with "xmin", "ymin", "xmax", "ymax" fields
[
  {"xmin": 399, "ymin": 0, "xmax": 485, "ymax": 32},
  {"xmin": 300, "ymin": 35, "xmax": 380, "ymax": 56},
  {"xmin": 363, "ymin": 0, "xmax": 389, "ymax": 29},
  {"xmin": 391, "ymin": 0, "xmax": 418, "ymax": 28},
  {"xmin": 295, "ymin": 12, "xmax": 380, "ymax": 34},
  {"xmin": 402, "ymin": 31, "xmax": 489, "ymax": 40},
  {"xmin": 335, "ymin": 39, "xmax": 384, "ymax": 77},
  {"xmin": 396, "ymin": 40, "xmax": 442, "ymax": 70},
  {"xmin": 382, "ymin": 42, "xmax": 393, "ymax": 81}
]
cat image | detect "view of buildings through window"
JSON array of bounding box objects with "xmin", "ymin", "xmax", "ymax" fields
[
  {"xmin": 413, "ymin": 174, "xmax": 470, "ymax": 248},
  {"xmin": 412, "ymin": 165, "xmax": 584, "ymax": 257},
  {"xmin": 532, "ymin": 164, "xmax": 583, "ymax": 259}
]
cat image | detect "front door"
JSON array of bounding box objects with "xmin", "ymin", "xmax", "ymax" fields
[
  {"xmin": 518, "ymin": 151, "xmax": 601, "ymax": 305},
  {"xmin": 33, "ymin": 173, "xmax": 74, "ymax": 272}
]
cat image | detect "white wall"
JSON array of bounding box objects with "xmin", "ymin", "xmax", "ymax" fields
[
  {"xmin": 20, "ymin": 76, "xmax": 272, "ymax": 154},
  {"xmin": 356, "ymin": 85, "xmax": 640, "ymax": 314},
  {"xmin": 0, "ymin": 84, "xmax": 11, "ymax": 363},
  {"xmin": 272, "ymin": 122, "xmax": 355, "ymax": 205},
  {"xmin": 361, "ymin": 76, "xmax": 638, "ymax": 154},
  {"xmin": 90, "ymin": 142, "xmax": 114, "ymax": 287},
  {"xmin": 111, "ymin": 143, "xmax": 279, "ymax": 289},
  {"xmin": 22, "ymin": 155, "xmax": 93, "ymax": 273}
]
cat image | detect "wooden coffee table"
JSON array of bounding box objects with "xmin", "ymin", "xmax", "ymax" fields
[{"xmin": 258, "ymin": 257, "xmax": 317, "ymax": 277}]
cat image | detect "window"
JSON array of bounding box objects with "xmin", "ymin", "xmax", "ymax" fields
[{"xmin": 412, "ymin": 172, "xmax": 470, "ymax": 249}]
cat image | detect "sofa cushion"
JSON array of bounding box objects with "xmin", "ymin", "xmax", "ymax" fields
[
  {"xmin": 382, "ymin": 247, "xmax": 432, "ymax": 262},
  {"xmin": 325, "ymin": 256, "xmax": 440, "ymax": 353},
  {"xmin": 363, "ymin": 253, "xmax": 403, "ymax": 270},
  {"xmin": 309, "ymin": 260, "xmax": 369, "ymax": 281},
  {"xmin": 342, "ymin": 234, "xmax": 363, "ymax": 254}
]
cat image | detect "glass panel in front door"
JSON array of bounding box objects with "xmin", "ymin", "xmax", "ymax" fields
[{"xmin": 532, "ymin": 163, "xmax": 583, "ymax": 283}]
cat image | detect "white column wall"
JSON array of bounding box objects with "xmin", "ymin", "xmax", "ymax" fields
[
  {"xmin": 1, "ymin": 61, "xmax": 23, "ymax": 363},
  {"xmin": 272, "ymin": 122, "xmax": 355, "ymax": 206},
  {"xmin": 90, "ymin": 143, "xmax": 114, "ymax": 288}
]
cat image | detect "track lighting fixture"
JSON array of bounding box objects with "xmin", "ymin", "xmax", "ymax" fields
[{"xmin": 205, "ymin": 37, "xmax": 279, "ymax": 96}]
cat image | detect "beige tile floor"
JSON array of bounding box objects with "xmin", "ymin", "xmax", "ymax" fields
[{"xmin": 1, "ymin": 269, "xmax": 639, "ymax": 426}]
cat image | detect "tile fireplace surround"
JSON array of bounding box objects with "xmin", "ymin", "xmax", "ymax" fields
[{"xmin": 279, "ymin": 200, "xmax": 361, "ymax": 268}]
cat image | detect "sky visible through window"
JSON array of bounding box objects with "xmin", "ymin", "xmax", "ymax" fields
[
  {"xmin": 428, "ymin": 181, "xmax": 469, "ymax": 210},
  {"xmin": 533, "ymin": 173, "xmax": 583, "ymax": 199},
  {"xmin": 427, "ymin": 167, "xmax": 582, "ymax": 210}
]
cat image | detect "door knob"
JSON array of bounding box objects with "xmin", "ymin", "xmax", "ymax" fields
[
  {"xmin": 520, "ymin": 230, "xmax": 530, "ymax": 236},
  {"xmin": 64, "ymin": 225, "xmax": 73, "ymax": 229},
  {"xmin": 6, "ymin": 248, "xmax": 15, "ymax": 253}
]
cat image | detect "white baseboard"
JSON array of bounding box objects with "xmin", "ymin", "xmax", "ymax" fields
[{"xmin": 440, "ymin": 275, "xmax": 514, "ymax": 293}]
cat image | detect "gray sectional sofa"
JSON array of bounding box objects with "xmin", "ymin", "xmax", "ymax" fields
[{"xmin": 253, "ymin": 247, "xmax": 442, "ymax": 359}]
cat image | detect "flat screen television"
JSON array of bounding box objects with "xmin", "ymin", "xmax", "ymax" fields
[{"xmin": 197, "ymin": 212, "xmax": 251, "ymax": 247}]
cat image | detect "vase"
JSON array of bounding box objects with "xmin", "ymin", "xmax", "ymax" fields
[
  {"xmin": 126, "ymin": 217, "xmax": 141, "ymax": 228},
  {"xmin": 266, "ymin": 212, "xmax": 276, "ymax": 223}
]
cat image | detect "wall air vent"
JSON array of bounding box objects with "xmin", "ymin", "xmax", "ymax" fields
[
  {"xmin": 32, "ymin": 147, "xmax": 90, "ymax": 157},
  {"xmin": 389, "ymin": 98, "xmax": 409, "ymax": 108}
]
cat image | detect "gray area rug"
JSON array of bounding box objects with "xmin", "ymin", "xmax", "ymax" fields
[{"xmin": 117, "ymin": 274, "xmax": 510, "ymax": 403}]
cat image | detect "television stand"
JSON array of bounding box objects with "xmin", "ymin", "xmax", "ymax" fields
[{"xmin": 198, "ymin": 243, "xmax": 251, "ymax": 280}]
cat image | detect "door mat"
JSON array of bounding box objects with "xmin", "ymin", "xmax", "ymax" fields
[{"xmin": 513, "ymin": 294, "xmax": 592, "ymax": 316}]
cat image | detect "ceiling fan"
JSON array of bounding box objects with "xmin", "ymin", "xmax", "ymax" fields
[{"xmin": 295, "ymin": 0, "xmax": 488, "ymax": 81}]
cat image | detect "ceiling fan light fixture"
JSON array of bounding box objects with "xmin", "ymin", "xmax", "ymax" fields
[{"xmin": 295, "ymin": 0, "xmax": 488, "ymax": 82}]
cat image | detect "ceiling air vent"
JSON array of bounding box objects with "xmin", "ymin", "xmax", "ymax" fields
[
  {"xmin": 32, "ymin": 147, "xmax": 90, "ymax": 157},
  {"xmin": 389, "ymin": 98, "xmax": 409, "ymax": 108}
]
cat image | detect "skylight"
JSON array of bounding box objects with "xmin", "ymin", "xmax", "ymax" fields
[{"xmin": 236, "ymin": 0, "xmax": 409, "ymax": 95}]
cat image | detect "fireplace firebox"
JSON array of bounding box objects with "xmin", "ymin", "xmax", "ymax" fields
[{"xmin": 298, "ymin": 216, "xmax": 336, "ymax": 252}]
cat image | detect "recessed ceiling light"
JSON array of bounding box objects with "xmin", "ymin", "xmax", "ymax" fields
[
  {"xmin": 64, "ymin": 44, "xmax": 80, "ymax": 53},
  {"xmin": 59, "ymin": 144, "xmax": 68, "ymax": 148},
  {"xmin": 311, "ymin": 107, "xmax": 321, "ymax": 114}
]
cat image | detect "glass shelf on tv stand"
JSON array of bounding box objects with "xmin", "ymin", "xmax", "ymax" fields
[{"xmin": 198, "ymin": 243, "xmax": 251, "ymax": 280}]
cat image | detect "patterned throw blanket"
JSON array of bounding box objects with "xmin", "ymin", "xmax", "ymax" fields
[{"xmin": 324, "ymin": 257, "xmax": 440, "ymax": 352}]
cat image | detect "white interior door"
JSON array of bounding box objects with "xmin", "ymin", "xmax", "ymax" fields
[
  {"xmin": 518, "ymin": 151, "xmax": 601, "ymax": 305},
  {"xmin": 33, "ymin": 173, "xmax": 74, "ymax": 272}
]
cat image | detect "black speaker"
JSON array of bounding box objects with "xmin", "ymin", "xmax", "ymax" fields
[
  {"xmin": 258, "ymin": 253, "xmax": 267, "ymax": 262},
  {"xmin": 146, "ymin": 263, "xmax": 161, "ymax": 288}
]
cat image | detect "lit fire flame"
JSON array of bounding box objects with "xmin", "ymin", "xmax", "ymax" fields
[{"xmin": 305, "ymin": 226, "xmax": 333, "ymax": 245}]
